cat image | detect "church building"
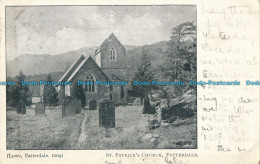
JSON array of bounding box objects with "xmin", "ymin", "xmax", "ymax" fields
[{"xmin": 57, "ymin": 33, "xmax": 128, "ymax": 108}]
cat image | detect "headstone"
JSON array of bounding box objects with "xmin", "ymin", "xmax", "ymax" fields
[
  {"xmin": 133, "ymin": 98, "xmax": 141, "ymax": 106},
  {"xmin": 89, "ymin": 100, "xmax": 97, "ymax": 110},
  {"xmin": 62, "ymin": 97, "xmax": 75, "ymax": 117},
  {"xmin": 142, "ymin": 97, "xmax": 156, "ymax": 114},
  {"xmin": 74, "ymin": 99, "xmax": 82, "ymax": 114},
  {"xmin": 17, "ymin": 100, "xmax": 26, "ymax": 114},
  {"xmin": 35, "ymin": 102, "xmax": 45, "ymax": 115},
  {"xmin": 98, "ymin": 99, "xmax": 115, "ymax": 129}
]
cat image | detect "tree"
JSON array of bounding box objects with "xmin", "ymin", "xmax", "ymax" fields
[
  {"xmin": 71, "ymin": 81, "xmax": 86, "ymax": 108},
  {"xmin": 163, "ymin": 22, "xmax": 197, "ymax": 96},
  {"xmin": 8, "ymin": 71, "xmax": 31, "ymax": 107},
  {"xmin": 43, "ymin": 74, "xmax": 58, "ymax": 106},
  {"xmin": 131, "ymin": 48, "xmax": 157, "ymax": 114}
]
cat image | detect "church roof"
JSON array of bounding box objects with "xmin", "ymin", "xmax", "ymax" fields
[
  {"xmin": 95, "ymin": 33, "xmax": 125, "ymax": 55},
  {"xmin": 58, "ymin": 33, "xmax": 126, "ymax": 84},
  {"xmin": 58, "ymin": 55, "xmax": 85, "ymax": 82},
  {"xmin": 66, "ymin": 56, "xmax": 109, "ymax": 82}
]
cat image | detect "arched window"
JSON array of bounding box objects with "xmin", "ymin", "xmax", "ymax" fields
[
  {"xmin": 110, "ymin": 48, "xmax": 116, "ymax": 61},
  {"xmin": 85, "ymin": 74, "xmax": 95, "ymax": 92}
]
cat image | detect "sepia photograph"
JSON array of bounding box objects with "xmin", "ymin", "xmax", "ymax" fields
[{"xmin": 5, "ymin": 5, "xmax": 197, "ymax": 150}]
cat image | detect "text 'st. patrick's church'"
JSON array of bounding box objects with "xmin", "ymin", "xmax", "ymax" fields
[{"xmin": 57, "ymin": 33, "xmax": 128, "ymax": 108}]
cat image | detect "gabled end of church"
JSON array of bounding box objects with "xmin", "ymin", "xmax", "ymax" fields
[{"xmin": 58, "ymin": 33, "xmax": 128, "ymax": 107}]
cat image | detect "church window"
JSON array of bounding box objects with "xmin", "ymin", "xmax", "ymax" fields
[
  {"xmin": 110, "ymin": 48, "xmax": 116, "ymax": 61},
  {"xmin": 85, "ymin": 74, "xmax": 95, "ymax": 92}
]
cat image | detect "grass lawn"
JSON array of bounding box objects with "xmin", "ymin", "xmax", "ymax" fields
[
  {"xmin": 6, "ymin": 106, "xmax": 84, "ymax": 150},
  {"xmin": 6, "ymin": 105, "xmax": 197, "ymax": 150},
  {"xmin": 79, "ymin": 106, "xmax": 197, "ymax": 149},
  {"xmin": 79, "ymin": 105, "xmax": 147, "ymax": 149}
]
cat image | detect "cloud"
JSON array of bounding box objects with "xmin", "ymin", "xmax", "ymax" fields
[
  {"xmin": 115, "ymin": 14, "xmax": 164, "ymax": 45},
  {"xmin": 16, "ymin": 27, "xmax": 91, "ymax": 55},
  {"xmin": 6, "ymin": 6, "xmax": 196, "ymax": 60}
]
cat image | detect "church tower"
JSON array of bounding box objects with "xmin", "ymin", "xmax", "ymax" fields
[{"xmin": 95, "ymin": 33, "xmax": 126, "ymax": 81}]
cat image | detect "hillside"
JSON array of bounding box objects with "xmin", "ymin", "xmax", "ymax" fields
[
  {"xmin": 7, "ymin": 41, "xmax": 170, "ymax": 80},
  {"xmin": 7, "ymin": 47, "xmax": 96, "ymax": 77}
]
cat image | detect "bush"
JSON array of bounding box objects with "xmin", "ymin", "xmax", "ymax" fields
[{"xmin": 17, "ymin": 99, "xmax": 26, "ymax": 114}]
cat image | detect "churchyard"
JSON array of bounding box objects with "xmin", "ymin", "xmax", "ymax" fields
[
  {"xmin": 7, "ymin": 102, "xmax": 196, "ymax": 150},
  {"xmin": 77, "ymin": 106, "xmax": 196, "ymax": 149},
  {"xmin": 6, "ymin": 106, "xmax": 83, "ymax": 150},
  {"xmin": 6, "ymin": 16, "xmax": 197, "ymax": 150},
  {"xmin": 6, "ymin": 6, "xmax": 197, "ymax": 150}
]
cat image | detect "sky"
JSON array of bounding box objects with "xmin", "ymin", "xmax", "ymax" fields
[{"xmin": 6, "ymin": 6, "xmax": 196, "ymax": 60}]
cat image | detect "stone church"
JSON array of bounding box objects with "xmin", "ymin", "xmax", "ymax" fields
[{"xmin": 57, "ymin": 33, "xmax": 128, "ymax": 108}]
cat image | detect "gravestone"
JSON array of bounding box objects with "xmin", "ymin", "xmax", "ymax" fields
[
  {"xmin": 35, "ymin": 102, "xmax": 45, "ymax": 115},
  {"xmin": 89, "ymin": 100, "xmax": 97, "ymax": 110},
  {"xmin": 133, "ymin": 98, "xmax": 141, "ymax": 106},
  {"xmin": 62, "ymin": 97, "xmax": 76, "ymax": 117},
  {"xmin": 142, "ymin": 97, "xmax": 156, "ymax": 114},
  {"xmin": 99, "ymin": 99, "xmax": 115, "ymax": 129},
  {"xmin": 74, "ymin": 99, "xmax": 82, "ymax": 114},
  {"xmin": 17, "ymin": 100, "xmax": 26, "ymax": 114}
]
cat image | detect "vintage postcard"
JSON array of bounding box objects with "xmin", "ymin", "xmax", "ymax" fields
[{"xmin": 0, "ymin": 0, "xmax": 259, "ymax": 164}]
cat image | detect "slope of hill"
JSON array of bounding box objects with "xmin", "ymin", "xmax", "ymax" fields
[
  {"xmin": 6, "ymin": 41, "xmax": 170, "ymax": 79},
  {"xmin": 7, "ymin": 47, "xmax": 96, "ymax": 77}
]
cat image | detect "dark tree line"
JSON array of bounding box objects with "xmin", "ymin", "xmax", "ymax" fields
[
  {"xmin": 6, "ymin": 71, "xmax": 31, "ymax": 107},
  {"xmin": 7, "ymin": 72, "xmax": 60, "ymax": 107},
  {"xmin": 129, "ymin": 49, "xmax": 157, "ymax": 114},
  {"xmin": 163, "ymin": 22, "xmax": 197, "ymax": 96},
  {"xmin": 129, "ymin": 21, "xmax": 197, "ymax": 112},
  {"xmin": 7, "ymin": 71, "xmax": 87, "ymax": 109},
  {"xmin": 43, "ymin": 74, "xmax": 59, "ymax": 106},
  {"xmin": 71, "ymin": 82, "xmax": 86, "ymax": 108}
]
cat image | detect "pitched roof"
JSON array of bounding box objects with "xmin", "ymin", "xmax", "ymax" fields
[
  {"xmin": 58, "ymin": 55, "xmax": 85, "ymax": 82},
  {"xmin": 67, "ymin": 56, "xmax": 109, "ymax": 82},
  {"xmin": 59, "ymin": 33, "xmax": 126, "ymax": 83},
  {"xmin": 108, "ymin": 33, "xmax": 124, "ymax": 48},
  {"xmin": 95, "ymin": 33, "xmax": 125, "ymax": 55}
]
